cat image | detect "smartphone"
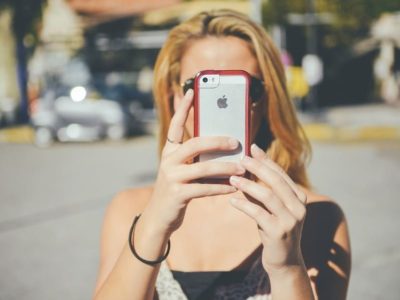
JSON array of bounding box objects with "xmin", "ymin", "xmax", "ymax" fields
[{"xmin": 193, "ymin": 70, "xmax": 251, "ymax": 182}]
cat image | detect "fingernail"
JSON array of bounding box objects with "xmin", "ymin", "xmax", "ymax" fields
[
  {"xmin": 230, "ymin": 175, "xmax": 240, "ymax": 185},
  {"xmin": 241, "ymin": 155, "xmax": 251, "ymax": 164},
  {"xmin": 251, "ymin": 144, "xmax": 264, "ymax": 152},
  {"xmin": 251, "ymin": 143, "xmax": 264, "ymax": 155},
  {"xmin": 185, "ymin": 89, "xmax": 193, "ymax": 97},
  {"xmin": 229, "ymin": 138, "xmax": 239, "ymax": 148},
  {"xmin": 236, "ymin": 163, "xmax": 246, "ymax": 174}
]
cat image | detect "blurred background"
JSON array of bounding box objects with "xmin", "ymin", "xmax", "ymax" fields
[{"xmin": 0, "ymin": 0, "xmax": 399, "ymax": 299}]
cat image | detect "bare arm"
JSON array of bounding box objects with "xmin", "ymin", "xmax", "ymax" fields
[
  {"xmin": 93, "ymin": 189, "xmax": 167, "ymax": 300},
  {"xmin": 268, "ymin": 264, "xmax": 314, "ymax": 300},
  {"xmin": 229, "ymin": 145, "xmax": 315, "ymax": 300},
  {"xmin": 229, "ymin": 144, "xmax": 351, "ymax": 300},
  {"xmin": 93, "ymin": 90, "xmax": 240, "ymax": 299},
  {"xmin": 266, "ymin": 201, "xmax": 351, "ymax": 300},
  {"xmin": 263, "ymin": 200, "xmax": 351, "ymax": 300}
]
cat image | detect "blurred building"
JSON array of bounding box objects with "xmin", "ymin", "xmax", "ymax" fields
[
  {"xmin": 318, "ymin": 12, "xmax": 400, "ymax": 107},
  {"xmin": 28, "ymin": 0, "xmax": 256, "ymax": 145},
  {"xmin": 0, "ymin": 8, "xmax": 19, "ymax": 125},
  {"xmin": 370, "ymin": 13, "xmax": 400, "ymax": 105}
]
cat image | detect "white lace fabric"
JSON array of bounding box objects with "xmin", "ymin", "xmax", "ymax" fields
[{"xmin": 155, "ymin": 255, "xmax": 271, "ymax": 300}]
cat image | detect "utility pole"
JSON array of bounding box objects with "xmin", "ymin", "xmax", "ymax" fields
[
  {"xmin": 304, "ymin": 0, "xmax": 319, "ymax": 112},
  {"xmin": 305, "ymin": 0, "xmax": 317, "ymax": 55},
  {"xmin": 250, "ymin": 0, "xmax": 262, "ymax": 24}
]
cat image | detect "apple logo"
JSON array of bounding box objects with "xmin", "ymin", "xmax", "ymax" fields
[{"xmin": 217, "ymin": 95, "xmax": 228, "ymax": 108}]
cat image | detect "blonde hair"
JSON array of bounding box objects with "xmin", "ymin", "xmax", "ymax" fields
[{"xmin": 153, "ymin": 9, "xmax": 311, "ymax": 188}]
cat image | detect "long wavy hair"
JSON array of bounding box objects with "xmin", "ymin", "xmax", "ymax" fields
[{"xmin": 153, "ymin": 9, "xmax": 311, "ymax": 188}]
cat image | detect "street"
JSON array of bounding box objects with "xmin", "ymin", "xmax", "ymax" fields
[{"xmin": 0, "ymin": 136, "xmax": 399, "ymax": 300}]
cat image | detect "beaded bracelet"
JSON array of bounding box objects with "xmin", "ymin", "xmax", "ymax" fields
[{"xmin": 128, "ymin": 214, "xmax": 171, "ymax": 266}]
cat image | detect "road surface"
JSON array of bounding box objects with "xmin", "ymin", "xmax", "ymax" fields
[{"xmin": 0, "ymin": 136, "xmax": 399, "ymax": 299}]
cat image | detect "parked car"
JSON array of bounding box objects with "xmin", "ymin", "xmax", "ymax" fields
[
  {"xmin": 30, "ymin": 49, "xmax": 155, "ymax": 147},
  {"xmin": 31, "ymin": 84, "xmax": 135, "ymax": 146}
]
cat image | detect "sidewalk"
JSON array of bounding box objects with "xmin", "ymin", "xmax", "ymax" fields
[
  {"xmin": 1, "ymin": 104, "xmax": 400, "ymax": 144},
  {"xmin": 300, "ymin": 103, "xmax": 400, "ymax": 142},
  {"xmin": 0, "ymin": 126, "xmax": 34, "ymax": 144}
]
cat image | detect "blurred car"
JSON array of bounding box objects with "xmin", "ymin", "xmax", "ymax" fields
[
  {"xmin": 31, "ymin": 86, "xmax": 131, "ymax": 147},
  {"xmin": 30, "ymin": 48, "xmax": 156, "ymax": 147}
]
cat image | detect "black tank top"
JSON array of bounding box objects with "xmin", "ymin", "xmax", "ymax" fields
[{"xmin": 171, "ymin": 269, "xmax": 248, "ymax": 300}]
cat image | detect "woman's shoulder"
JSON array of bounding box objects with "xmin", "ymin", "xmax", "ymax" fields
[
  {"xmin": 100, "ymin": 185, "xmax": 155, "ymax": 262},
  {"xmin": 107, "ymin": 185, "xmax": 154, "ymax": 219},
  {"xmin": 301, "ymin": 188, "xmax": 349, "ymax": 255},
  {"xmin": 303, "ymin": 188, "xmax": 346, "ymax": 222},
  {"xmin": 303, "ymin": 188, "xmax": 331, "ymax": 203},
  {"xmin": 301, "ymin": 189, "xmax": 351, "ymax": 294},
  {"xmin": 101, "ymin": 185, "xmax": 155, "ymax": 241},
  {"xmin": 94, "ymin": 186, "xmax": 155, "ymax": 295}
]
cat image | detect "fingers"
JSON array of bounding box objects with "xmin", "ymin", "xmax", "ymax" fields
[
  {"xmin": 251, "ymin": 144, "xmax": 307, "ymax": 204},
  {"xmin": 170, "ymin": 136, "xmax": 240, "ymax": 164},
  {"xmin": 229, "ymin": 175, "xmax": 306, "ymax": 236},
  {"xmin": 229, "ymin": 196, "xmax": 305, "ymax": 244},
  {"xmin": 230, "ymin": 176, "xmax": 291, "ymax": 219},
  {"xmin": 182, "ymin": 183, "xmax": 237, "ymax": 201},
  {"xmin": 263, "ymin": 158, "xmax": 307, "ymax": 204},
  {"xmin": 163, "ymin": 89, "xmax": 194, "ymax": 154},
  {"xmin": 229, "ymin": 197, "xmax": 276, "ymax": 234},
  {"xmin": 249, "ymin": 143, "xmax": 267, "ymax": 160},
  {"xmin": 239, "ymin": 156, "xmax": 305, "ymax": 220},
  {"xmin": 174, "ymin": 161, "xmax": 246, "ymax": 182}
]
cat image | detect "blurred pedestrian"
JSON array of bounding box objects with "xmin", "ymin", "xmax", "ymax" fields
[{"xmin": 93, "ymin": 9, "xmax": 351, "ymax": 300}]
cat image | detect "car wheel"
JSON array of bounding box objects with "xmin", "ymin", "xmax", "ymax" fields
[
  {"xmin": 34, "ymin": 127, "xmax": 54, "ymax": 147},
  {"xmin": 106, "ymin": 124, "xmax": 125, "ymax": 140}
]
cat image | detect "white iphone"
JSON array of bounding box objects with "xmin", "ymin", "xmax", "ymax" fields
[{"xmin": 193, "ymin": 70, "xmax": 251, "ymax": 182}]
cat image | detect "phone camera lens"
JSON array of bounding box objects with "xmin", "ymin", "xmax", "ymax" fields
[{"xmin": 202, "ymin": 77, "xmax": 208, "ymax": 83}]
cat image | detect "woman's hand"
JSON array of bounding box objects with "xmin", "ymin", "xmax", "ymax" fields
[
  {"xmin": 229, "ymin": 144, "xmax": 308, "ymax": 276},
  {"xmin": 142, "ymin": 89, "xmax": 244, "ymax": 237}
]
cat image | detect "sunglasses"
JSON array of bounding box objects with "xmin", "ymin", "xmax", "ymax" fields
[{"xmin": 181, "ymin": 75, "xmax": 265, "ymax": 102}]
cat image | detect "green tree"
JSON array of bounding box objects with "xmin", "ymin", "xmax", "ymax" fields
[{"xmin": 263, "ymin": 0, "xmax": 400, "ymax": 36}]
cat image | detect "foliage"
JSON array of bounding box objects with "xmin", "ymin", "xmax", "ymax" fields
[
  {"xmin": 263, "ymin": 0, "xmax": 400, "ymax": 43},
  {"xmin": 0, "ymin": 0, "xmax": 47, "ymax": 40}
]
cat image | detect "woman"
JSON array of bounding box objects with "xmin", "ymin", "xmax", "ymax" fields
[{"xmin": 93, "ymin": 10, "xmax": 351, "ymax": 300}]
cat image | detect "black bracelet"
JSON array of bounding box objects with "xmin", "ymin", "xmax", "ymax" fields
[{"xmin": 128, "ymin": 214, "xmax": 171, "ymax": 266}]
